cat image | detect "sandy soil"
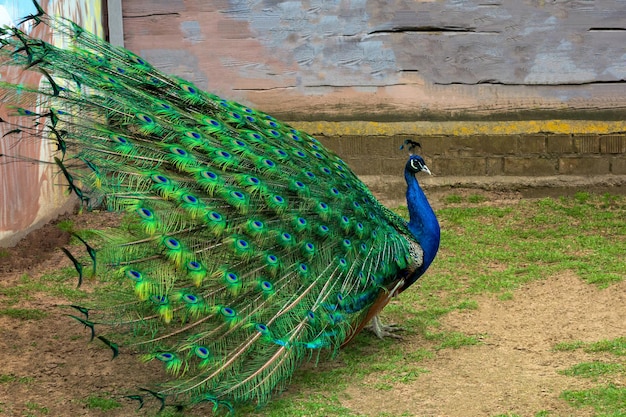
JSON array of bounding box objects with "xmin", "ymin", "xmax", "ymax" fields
[{"xmin": 343, "ymin": 272, "xmax": 625, "ymax": 417}]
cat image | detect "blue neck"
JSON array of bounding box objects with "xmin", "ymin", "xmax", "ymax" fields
[{"xmin": 403, "ymin": 168, "xmax": 440, "ymax": 288}]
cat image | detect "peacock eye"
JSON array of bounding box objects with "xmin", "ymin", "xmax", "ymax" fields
[{"xmin": 183, "ymin": 294, "xmax": 198, "ymax": 303}]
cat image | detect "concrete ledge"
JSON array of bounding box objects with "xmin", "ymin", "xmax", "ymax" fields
[{"xmin": 420, "ymin": 174, "xmax": 626, "ymax": 190}]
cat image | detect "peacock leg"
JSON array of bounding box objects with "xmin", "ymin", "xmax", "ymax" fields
[{"xmin": 366, "ymin": 315, "xmax": 403, "ymax": 339}]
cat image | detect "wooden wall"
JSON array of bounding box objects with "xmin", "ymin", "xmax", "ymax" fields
[{"xmin": 122, "ymin": 0, "xmax": 626, "ymax": 121}]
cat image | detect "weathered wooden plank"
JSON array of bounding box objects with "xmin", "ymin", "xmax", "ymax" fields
[{"xmin": 121, "ymin": 0, "xmax": 626, "ymax": 120}]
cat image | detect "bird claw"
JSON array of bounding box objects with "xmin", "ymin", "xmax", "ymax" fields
[{"xmin": 365, "ymin": 316, "xmax": 403, "ymax": 340}]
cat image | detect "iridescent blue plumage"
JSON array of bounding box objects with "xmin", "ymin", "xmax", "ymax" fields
[
  {"xmin": 403, "ymin": 153, "xmax": 441, "ymax": 289},
  {"xmin": 0, "ymin": 3, "xmax": 439, "ymax": 413}
]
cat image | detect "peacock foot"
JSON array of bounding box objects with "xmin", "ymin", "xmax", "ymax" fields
[{"xmin": 365, "ymin": 315, "xmax": 403, "ymax": 340}]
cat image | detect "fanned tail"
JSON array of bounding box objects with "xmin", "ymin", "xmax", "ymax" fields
[{"xmin": 0, "ymin": 5, "xmax": 420, "ymax": 411}]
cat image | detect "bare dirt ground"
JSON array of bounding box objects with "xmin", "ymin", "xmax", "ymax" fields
[
  {"xmin": 343, "ymin": 272, "xmax": 626, "ymax": 417},
  {"xmin": 0, "ymin": 189, "xmax": 624, "ymax": 417}
]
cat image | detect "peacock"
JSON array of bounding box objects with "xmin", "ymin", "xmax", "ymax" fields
[{"xmin": 0, "ymin": 3, "xmax": 440, "ymax": 413}]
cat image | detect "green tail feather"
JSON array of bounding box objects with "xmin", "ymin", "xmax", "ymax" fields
[{"xmin": 0, "ymin": 4, "xmax": 424, "ymax": 413}]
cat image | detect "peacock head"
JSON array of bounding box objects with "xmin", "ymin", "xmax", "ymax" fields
[
  {"xmin": 401, "ymin": 140, "xmax": 432, "ymax": 175},
  {"xmin": 407, "ymin": 154, "xmax": 432, "ymax": 175}
]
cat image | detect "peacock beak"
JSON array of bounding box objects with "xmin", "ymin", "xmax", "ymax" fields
[{"xmin": 422, "ymin": 165, "xmax": 432, "ymax": 175}]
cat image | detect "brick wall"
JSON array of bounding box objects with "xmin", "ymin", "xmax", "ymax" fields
[
  {"xmin": 314, "ymin": 133, "xmax": 626, "ymax": 202},
  {"xmin": 319, "ymin": 133, "xmax": 626, "ymax": 178}
]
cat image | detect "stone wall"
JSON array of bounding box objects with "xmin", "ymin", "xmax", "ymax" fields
[
  {"xmin": 321, "ymin": 133, "xmax": 626, "ymax": 177},
  {"xmin": 314, "ymin": 132, "xmax": 626, "ymax": 202},
  {"xmin": 427, "ymin": 133, "xmax": 624, "ymax": 177}
]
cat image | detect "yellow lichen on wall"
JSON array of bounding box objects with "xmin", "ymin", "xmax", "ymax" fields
[{"xmin": 292, "ymin": 120, "xmax": 626, "ymax": 137}]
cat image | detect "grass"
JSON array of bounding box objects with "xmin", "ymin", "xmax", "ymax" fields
[
  {"xmin": 84, "ymin": 395, "xmax": 121, "ymax": 411},
  {"xmin": 442, "ymin": 193, "xmax": 487, "ymax": 204},
  {"xmin": 425, "ymin": 330, "xmax": 482, "ymax": 350},
  {"xmin": 561, "ymin": 384, "xmax": 626, "ymax": 415},
  {"xmin": 0, "ymin": 269, "xmax": 86, "ymax": 308},
  {"xmin": 56, "ymin": 219, "xmax": 75, "ymax": 232},
  {"xmin": 559, "ymin": 361, "xmax": 625, "ymax": 380},
  {"xmin": 554, "ymin": 338, "xmax": 626, "ymax": 356},
  {"xmin": 0, "ymin": 308, "xmax": 47, "ymax": 320},
  {"xmin": 556, "ymin": 336, "xmax": 626, "ymax": 414},
  {"xmin": 24, "ymin": 401, "xmax": 48, "ymax": 416},
  {"xmin": 554, "ymin": 340, "xmax": 586, "ymax": 351},
  {"xmin": 0, "ymin": 374, "xmax": 34, "ymax": 384},
  {"xmin": 388, "ymin": 193, "xmax": 624, "ymax": 417},
  {"xmin": 492, "ymin": 413, "xmax": 554, "ymax": 417},
  {"xmin": 585, "ymin": 338, "xmax": 626, "ymax": 356},
  {"xmin": 436, "ymin": 192, "xmax": 625, "ymax": 290},
  {"xmin": 392, "ymin": 193, "xmax": 625, "ymax": 341},
  {"xmin": 443, "ymin": 194, "xmax": 463, "ymax": 204}
]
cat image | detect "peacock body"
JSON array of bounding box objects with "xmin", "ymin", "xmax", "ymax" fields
[{"xmin": 0, "ymin": 4, "xmax": 439, "ymax": 413}]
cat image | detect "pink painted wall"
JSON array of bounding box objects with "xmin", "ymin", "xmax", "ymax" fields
[{"xmin": 0, "ymin": 0, "xmax": 104, "ymax": 246}]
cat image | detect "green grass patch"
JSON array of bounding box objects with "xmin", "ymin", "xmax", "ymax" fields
[
  {"xmin": 467, "ymin": 194, "xmax": 487, "ymax": 203},
  {"xmin": 561, "ymin": 384, "xmax": 626, "ymax": 415},
  {"xmin": 0, "ymin": 270, "xmax": 86, "ymax": 307},
  {"xmin": 25, "ymin": 401, "xmax": 48, "ymax": 415},
  {"xmin": 443, "ymin": 194, "xmax": 463, "ymax": 204},
  {"xmin": 432, "ymin": 193, "xmax": 625, "ymax": 295},
  {"xmin": 425, "ymin": 331, "xmax": 482, "ymax": 350},
  {"xmin": 84, "ymin": 395, "xmax": 121, "ymax": 411},
  {"xmin": 0, "ymin": 308, "xmax": 47, "ymax": 320},
  {"xmin": 556, "ymin": 337, "xmax": 626, "ymax": 415},
  {"xmin": 394, "ymin": 193, "xmax": 624, "ymax": 417},
  {"xmin": 55, "ymin": 219, "xmax": 75, "ymax": 232},
  {"xmin": 554, "ymin": 338, "xmax": 626, "ymax": 356},
  {"xmin": 0, "ymin": 374, "xmax": 15, "ymax": 384},
  {"xmin": 560, "ymin": 361, "xmax": 625, "ymax": 380},
  {"xmin": 238, "ymin": 393, "xmax": 360, "ymax": 417},
  {"xmin": 0, "ymin": 374, "xmax": 33, "ymax": 384},
  {"xmin": 554, "ymin": 340, "xmax": 586, "ymax": 352},
  {"xmin": 585, "ymin": 338, "xmax": 626, "ymax": 356},
  {"xmin": 498, "ymin": 291, "xmax": 514, "ymax": 301}
]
